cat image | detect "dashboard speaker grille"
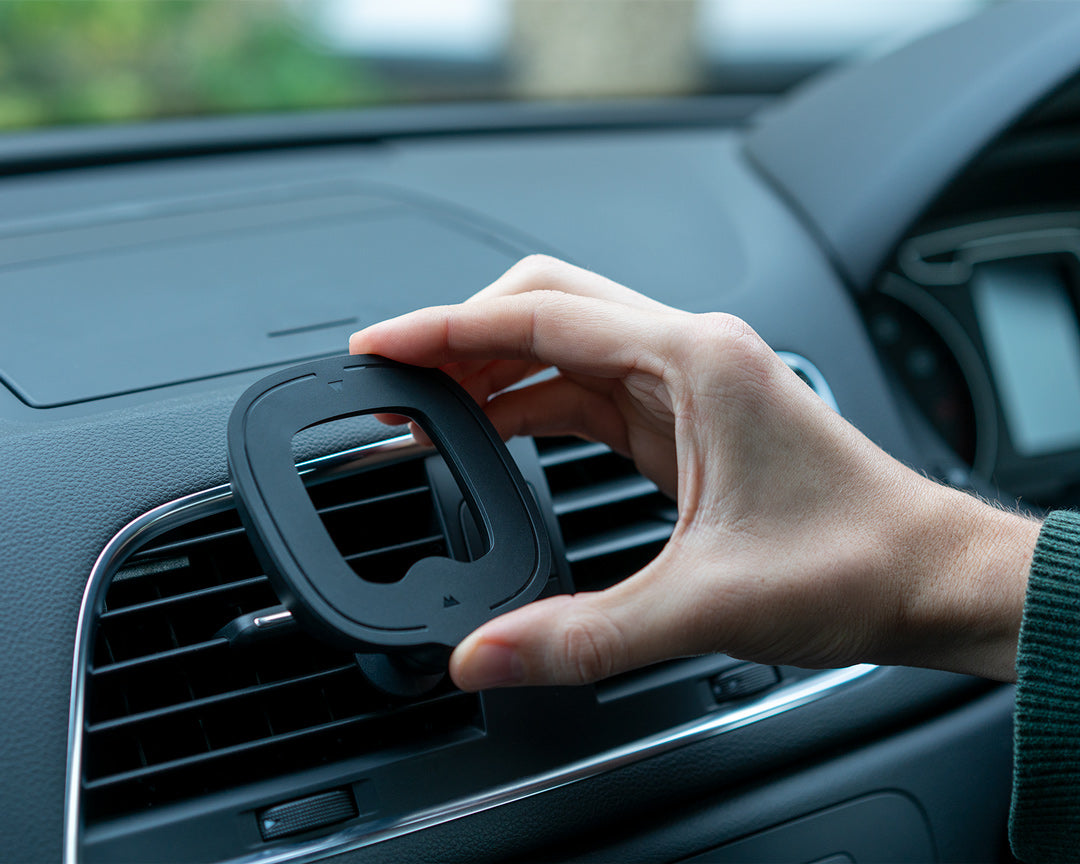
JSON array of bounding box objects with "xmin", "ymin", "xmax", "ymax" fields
[
  {"xmin": 82, "ymin": 455, "xmax": 481, "ymax": 823},
  {"xmin": 536, "ymin": 437, "xmax": 676, "ymax": 591}
]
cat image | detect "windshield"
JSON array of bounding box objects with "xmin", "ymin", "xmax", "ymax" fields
[{"xmin": 0, "ymin": 0, "xmax": 991, "ymax": 132}]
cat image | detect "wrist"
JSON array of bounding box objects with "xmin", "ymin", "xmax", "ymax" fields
[{"xmin": 876, "ymin": 478, "xmax": 1040, "ymax": 681}]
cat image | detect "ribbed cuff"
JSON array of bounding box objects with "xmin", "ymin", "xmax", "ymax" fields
[{"xmin": 1010, "ymin": 510, "xmax": 1080, "ymax": 863}]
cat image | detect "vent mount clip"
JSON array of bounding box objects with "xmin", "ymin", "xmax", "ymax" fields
[{"xmin": 227, "ymin": 354, "xmax": 550, "ymax": 691}]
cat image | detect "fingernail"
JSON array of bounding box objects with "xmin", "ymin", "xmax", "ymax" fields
[{"xmin": 462, "ymin": 641, "xmax": 524, "ymax": 690}]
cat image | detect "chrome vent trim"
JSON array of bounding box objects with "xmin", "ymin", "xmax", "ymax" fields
[
  {"xmin": 777, "ymin": 351, "xmax": 839, "ymax": 412},
  {"xmin": 229, "ymin": 665, "xmax": 879, "ymax": 864}
]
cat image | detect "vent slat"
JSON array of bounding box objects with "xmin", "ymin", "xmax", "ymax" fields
[
  {"xmin": 88, "ymin": 632, "xmax": 350, "ymax": 726},
  {"xmin": 316, "ymin": 484, "xmax": 429, "ymax": 515},
  {"xmin": 553, "ymin": 475, "xmax": 658, "ymax": 516},
  {"xmin": 91, "ymin": 638, "xmax": 228, "ymax": 676},
  {"xmin": 83, "ymin": 692, "xmax": 470, "ymax": 792},
  {"xmin": 538, "ymin": 434, "xmax": 673, "ymax": 594},
  {"xmin": 537, "ymin": 440, "xmax": 610, "ymax": 467},
  {"xmin": 98, "ymin": 576, "xmax": 270, "ymax": 620},
  {"xmin": 131, "ymin": 524, "xmax": 250, "ymax": 559},
  {"xmin": 344, "ymin": 533, "xmax": 445, "ymax": 564},
  {"xmin": 129, "ymin": 489, "xmax": 430, "ymax": 560},
  {"xmin": 565, "ymin": 521, "xmax": 674, "ymax": 564},
  {"xmin": 86, "ymin": 664, "xmax": 356, "ymax": 734}
]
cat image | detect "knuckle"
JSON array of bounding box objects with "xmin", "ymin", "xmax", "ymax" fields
[
  {"xmin": 697, "ymin": 312, "xmax": 758, "ymax": 349},
  {"xmin": 559, "ymin": 608, "xmax": 625, "ymax": 685},
  {"xmin": 509, "ymin": 254, "xmax": 565, "ymax": 282},
  {"xmin": 693, "ymin": 312, "xmax": 776, "ymax": 383}
]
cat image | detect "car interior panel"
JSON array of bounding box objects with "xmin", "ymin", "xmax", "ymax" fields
[{"xmin": 2, "ymin": 3, "xmax": 1080, "ymax": 861}]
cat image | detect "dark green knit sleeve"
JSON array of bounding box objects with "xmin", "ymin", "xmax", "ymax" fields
[{"xmin": 1011, "ymin": 510, "xmax": 1080, "ymax": 863}]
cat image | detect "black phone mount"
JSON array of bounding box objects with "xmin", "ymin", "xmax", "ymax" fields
[{"xmin": 227, "ymin": 355, "xmax": 550, "ymax": 692}]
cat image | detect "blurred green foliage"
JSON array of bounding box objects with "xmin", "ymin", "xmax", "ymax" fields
[{"xmin": 0, "ymin": 0, "xmax": 390, "ymax": 130}]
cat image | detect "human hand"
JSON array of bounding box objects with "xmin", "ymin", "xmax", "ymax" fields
[{"xmin": 350, "ymin": 256, "xmax": 1040, "ymax": 690}]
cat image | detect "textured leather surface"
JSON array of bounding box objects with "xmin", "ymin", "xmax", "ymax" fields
[{"xmin": 0, "ymin": 381, "xmax": 393, "ymax": 863}]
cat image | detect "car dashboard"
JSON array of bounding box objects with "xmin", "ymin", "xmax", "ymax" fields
[{"xmin": 2, "ymin": 4, "xmax": 1080, "ymax": 862}]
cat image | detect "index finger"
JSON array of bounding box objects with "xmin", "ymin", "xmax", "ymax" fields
[
  {"xmin": 349, "ymin": 290, "xmax": 676, "ymax": 381},
  {"xmin": 466, "ymin": 255, "xmax": 674, "ymax": 314}
]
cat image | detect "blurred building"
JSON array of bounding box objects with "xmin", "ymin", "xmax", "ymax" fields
[{"xmin": 308, "ymin": 0, "xmax": 994, "ymax": 99}]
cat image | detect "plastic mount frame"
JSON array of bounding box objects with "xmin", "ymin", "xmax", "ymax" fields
[{"xmin": 227, "ymin": 354, "xmax": 550, "ymax": 656}]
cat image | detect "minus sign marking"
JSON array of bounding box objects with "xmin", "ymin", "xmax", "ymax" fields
[{"xmin": 268, "ymin": 317, "xmax": 358, "ymax": 338}]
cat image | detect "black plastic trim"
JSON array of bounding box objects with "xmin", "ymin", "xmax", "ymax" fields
[{"xmin": 745, "ymin": 1, "xmax": 1080, "ymax": 289}]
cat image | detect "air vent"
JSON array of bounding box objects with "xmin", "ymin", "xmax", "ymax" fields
[
  {"xmin": 82, "ymin": 455, "xmax": 481, "ymax": 824},
  {"xmin": 536, "ymin": 438, "xmax": 676, "ymax": 591}
]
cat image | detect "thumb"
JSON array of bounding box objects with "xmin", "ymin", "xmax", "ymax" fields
[{"xmin": 448, "ymin": 569, "xmax": 697, "ymax": 690}]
